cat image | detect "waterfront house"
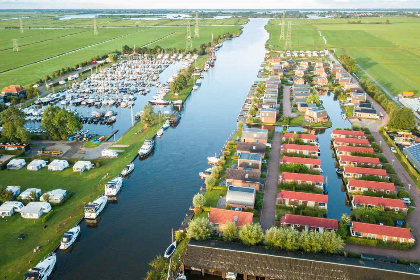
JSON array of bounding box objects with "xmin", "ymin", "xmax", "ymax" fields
[
  {"xmin": 331, "ymin": 129, "xmax": 366, "ymax": 139},
  {"xmin": 48, "ymin": 160, "xmax": 70, "ymax": 171},
  {"xmin": 335, "ymin": 145, "xmax": 374, "ymax": 156},
  {"xmin": 268, "ymin": 58, "xmax": 281, "ymax": 65},
  {"xmin": 18, "ymin": 188, "xmax": 42, "ymax": 201},
  {"xmin": 300, "ymin": 61, "xmax": 311, "ymax": 68},
  {"xmin": 336, "ymin": 71, "xmax": 350, "ymax": 80},
  {"xmin": 209, "ymin": 208, "xmax": 253, "ymax": 232},
  {"xmin": 344, "ymin": 83, "xmax": 360, "ymax": 91},
  {"xmin": 293, "ymin": 76, "xmax": 305, "ymax": 85},
  {"xmin": 295, "ymin": 69, "xmax": 307, "ymax": 77},
  {"xmin": 297, "ymin": 102, "xmax": 317, "ymax": 113},
  {"xmin": 241, "ymin": 128, "xmax": 268, "ymax": 144},
  {"xmin": 280, "ymin": 156, "xmax": 322, "ymax": 170},
  {"xmin": 293, "ymin": 92, "xmax": 311, "ymax": 103},
  {"xmin": 73, "ymin": 161, "xmax": 94, "ymax": 173},
  {"xmin": 333, "ymin": 137, "xmax": 370, "ymax": 147},
  {"xmin": 6, "ymin": 158, "xmax": 26, "ymax": 170},
  {"xmin": 314, "ymin": 67, "xmax": 326, "ymax": 76},
  {"xmin": 0, "ymin": 201, "xmax": 23, "ymax": 217},
  {"xmin": 304, "ymin": 108, "xmax": 329, "ymax": 123},
  {"xmin": 260, "ymin": 108, "xmax": 277, "ymax": 123},
  {"xmin": 279, "ymin": 172, "xmax": 324, "ymax": 189},
  {"xmin": 268, "ymin": 75, "xmax": 281, "ymax": 82},
  {"xmin": 350, "ymin": 222, "xmax": 415, "ymax": 244},
  {"xmin": 339, "ymin": 76, "xmax": 352, "ymax": 86},
  {"xmin": 277, "ymin": 190, "xmax": 328, "ymax": 210},
  {"xmin": 1, "ymin": 85, "xmax": 26, "ymax": 98},
  {"xmin": 264, "ymin": 92, "xmax": 278, "ymax": 99},
  {"xmin": 313, "ymin": 76, "xmax": 328, "ymax": 86},
  {"xmin": 236, "ymin": 142, "xmax": 266, "ymax": 158},
  {"xmin": 281, "ymin": 214, "xmax": 338, "ymax": 232},
  {"xmin": 225, "ymin": 169, "xmax": 261, "ymax": 190},
  {"xmin": 294, "ymin": 97, "xmax": 309, "ymax": 105},
  {"xmin": 226, "ymin": 186, "xmax": 256, "ymax": 209},
  {"xmin": 351, "ymin": 195, "xmax": 407, "ymax": 214},
  {"xmin": 27, "ymin": 159, "xmax": 47, "ymax": 171},
  {"xmin": 346, "ymin": 179, "xmax": 397, "ymax": 195},
  {"xmin": 315, "ymin": 62, "xmax": 325, "ymax": 68},
  {"xmin": 353, "ymin": 107, "xmax": 379, "ymax": 119},
  {"xmin": 262, "ymin": 96, "xmax": 278, "ymax": 107},
  {"xmin": 6, "ymin": 186, "xmax": 20, "ymax": 197},
  {"xmin": 282, "ymin": 133, "xmax": 317, "ymax": 144},
  {"xmin": 283, "ymin": 144, "xmax": 319, "ymax": 156},
  {"xmin": 238, "ymin": 153, "xmax": 262, "ymax": 171},
  {"xmin": 40, "ymin": 189, "xmax": 67, "ymax": 204},
  {"xmin": 271, "ymin": 65, "xmax": 285, "ymax": 76},
  {"xmin": 343, "ymin": 166, "xmax": 388, "ymax": 180},
  {"xmin": 351, "ymin": 92, "xmax": 367, "ymax": 104},
  {"xmin": 338, "ymin": 155, "xmax": 382, "ymax": 168}
]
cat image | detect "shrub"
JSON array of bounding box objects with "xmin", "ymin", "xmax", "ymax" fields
[
  {"xmin": 239, "ymin": 223, "xmax": 264, "ymax": 245},
  {"xmin": 222, "ymin": 222, "xmax": 238, "ymax": 242},
  {"xmin": 193, "ymin": 193, "xmax": 206, "ymax": 209},
  {"xmin": 41, "ymin": 210, "xmax": 54, "ymax": 223},
  {"xmin": 187, "ymin": 218, "xmax": 213, "ymax": 241}
]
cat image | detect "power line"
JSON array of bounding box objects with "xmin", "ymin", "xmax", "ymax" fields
[
  {"xmin": 284, "ymin": 21, "xmax": 292, "ymax": 50},
  {"xmin": 19, "ymin": 18, "xmax": 24, "ymax": 34},
  {"xmin": 93, "ymin": 18, "xmax": 98, "ymax": 35},
  {"xmin": 12, "ymin": 38, "xmax": 19, "ymax": 52},
  {"xmin": 279, "ymin": 12, "xmax": 285, "ymax": 40},
  {"xmin": 186, "ymin": 21, "xmax": 193, "ymax": 52},
  {"xmin": 194, "ymin": 12, "xmax": 199, "ymax": 38}
]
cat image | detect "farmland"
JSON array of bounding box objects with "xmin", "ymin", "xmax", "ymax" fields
[{"xmin": 266, "ymin": 16, "xmax": 420, "ymax": 95}]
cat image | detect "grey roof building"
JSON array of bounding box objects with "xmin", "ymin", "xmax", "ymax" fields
[
  {"xmin": 236, "ymin": 142, "xmax": 266, "ymax": 155},
  {"xmin": 226, "ymin": 186, "xmax": 256, "ymax": 208},
  {"xmin": 403, "ymin": 143, "xmax": 420, "ymax": 172}
]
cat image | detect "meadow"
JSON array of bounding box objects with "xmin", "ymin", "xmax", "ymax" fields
[{"xmin": 266, "ymin": 16, "xmax": 420, "ymax": 95}]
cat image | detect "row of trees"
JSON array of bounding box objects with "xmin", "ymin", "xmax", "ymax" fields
[
  {"xmin": 187, "ymin": 218, "xmax": 344, "ymax": 254},
  {"xmin": 338, "ymin": 53, "xmax": 356, "ymax": 74}
]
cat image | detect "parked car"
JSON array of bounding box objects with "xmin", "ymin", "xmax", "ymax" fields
[
  {"xmin": 390, "ymin": 147, "xmax": 397, "ymax": 153},
  {"xmin": 226, "ymin": 272, "xmax": 237, "ymax": 280},
  {"xmin": 401, "ymin": 197, "xmax": 411, "ymax": 204}
]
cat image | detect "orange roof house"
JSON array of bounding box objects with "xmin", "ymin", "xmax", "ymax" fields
[
  {"xmin": 209, "ymin": 208, "xmax": 253, "ymax": 231},
  {"xmin": 1, "ymin": 85, "xmax": 26, "ymax": 97}
]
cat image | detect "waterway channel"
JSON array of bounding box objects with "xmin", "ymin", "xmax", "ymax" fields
[{"xmin": 52, "ymin": 18, "xmax": 269, "ymax": 279}]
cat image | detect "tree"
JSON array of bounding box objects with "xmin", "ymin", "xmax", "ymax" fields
[
  {"xmin": 0, "ymin": 187, "xmax": 14, "ymax": 204},
  {"xmin": 222, "ymin": 222, "xmax": 238, "ymax": 242},
  {"xmin": 319, "ymin": 231, "xmax": 345, "ymax": 254},
  {"xmin": 41, "ymin": 106, "xmax": 82, "ymax": 140},
  {"xmin": 122, "ymin": 45, "xmax": 133, "ymax": 54},
  {"xmin": 187, "ymin": 217, "xmax": 213, "ymax": 241},
  {"xmin": 388, "ymin": 107, "xmax": 416, "ymax": 131},
  {"xmin": 281, "ymin": 227, "xmax": 300, "ymax": 251},
  {"xmin": 145, "ymin": 255, "xmax": 168, "ymax": 280},
  {"xmin": 264, "ymin": 226, "xmax": 283, "ymax": 249},
  {"xmin": 306, "ymin": 94, "xmax": 320, "ymax": 105},
  {"xmin": 141, "ymin": 104, "xmax": 156, "ymax": 128},
  {"xmin": 205, "ymin": 176, "xmax": 216, "ymax": 191},
  {"xmin": 211, "ymin": 166, "xmax": 220, "ymax": 178},
  {"xmin": 239, "ymin": 223, "xmax": 263, "ymax": 245},
  {"xmin": 237, "ymin": 121, "xmax": 244, "ymax": 131},
  {"xmin": 192, "ymin": 193, "xmax": 206, "ymax": 209},
  {"xmin": 109, "ymin": 53, "xmax": 119, "ymax": 63},
  {"xmin": 0, "ymin": 106, "xmax": 29, "ymax": 143},
  {"xmin": 299, "ymin": 230, "xmax": 322, "ymax": 253}
]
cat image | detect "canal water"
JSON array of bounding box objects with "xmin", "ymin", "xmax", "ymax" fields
[{"xmin": 52, "ymin": 18, "xmax": 269, "ymax": 280}]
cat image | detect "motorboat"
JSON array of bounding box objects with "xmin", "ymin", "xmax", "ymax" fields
[
  {"xmin": 193, "ymin": 85, "xmax": 199, "ymax": 90},
  {"xmin": 207, "ymin": 156, "xmax": 219, "ymax": 165},
  {"xmin": 168, "ymin": 112, "xmax": 181, "ymax": 126},
  {"xmin": 84, "ymin": 196, "xmax": 107, "ymax": 219},
  {"xmin": 336, "ymin": 168, "xmax": 344, "ymax": 176},
  {"xmin": 195, "ymin": 79, "xmax": 202, "ymax": 86},
  {"xmin": 149, "ymin": 99, "xmax": 170, "ymax": 106},
  {"xmin": 164, "ymin": 241, "xmax": 177, "ymax": 258},
  {"xmin": 176, "ymin": 273, "xmax": 187, "ymax": 280},
  {"xmin": 173, "ymin": 100, "xmax": 182, "ymax": 106},
  {"xmin": 105, "ymin": 177, "xmax": 123, "ymax": 196},
  {"xmin": 60, "ymin": 225, "xmax": 81, "ymax": 250},
  {"xmin": 24, "ymin": 254, "xmax": 56, "ymax": 280},
  {"xmin": 138, "ymin": 139, "xmax": 155, "ymax": 158},
  {"xmin": 106, "ymin": 116, "xmax": 117, "ymax": 124},
  {"xmin": 121, "ymin": 162, "xmax": 134, "ymax": 177},
  {"xmin": 162, "ymin": 120, "xmax": 170, "ymax": 130},
  {"xmin": 157, "ymin": 128, "xmax": 163, "ymax": 138},
  {"xmin": 199, "ymin": 168, "xmax": 212, "ymax": 179}
]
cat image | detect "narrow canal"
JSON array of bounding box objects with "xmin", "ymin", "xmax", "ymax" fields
[{"xmin": 52, "ymin": 18, "xmax": 269, "ymax": 280}]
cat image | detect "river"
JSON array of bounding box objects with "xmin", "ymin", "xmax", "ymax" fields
[{"xmin": 52, "ymin": 18, "xmax": 269, "ymax": 279}]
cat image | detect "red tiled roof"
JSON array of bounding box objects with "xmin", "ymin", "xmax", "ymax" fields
[
  {"xmin": 281, "ymin": 214, "xmax": 338, "ymax": 230},
  {"xmin": 283, "ymin": 144, "xmax": 318, "ymax": 152},
  {"xmin": 209, "ymin": 208, "xmax": 253, "ymax": 227},
  {"xmin": 352, "ymin": 222, "xmax": 413, "ymax": 240},
  {"xmin": 334, "ymin": 137, "xmax": 370, "ymax": 145},
  {"xmin": 283, "ymin": 133, "xmax": 317, "ymax": 141},
  {"xmin": 278, "ymin": 190, "xmax": 328, "ymax": 203},
  {"xmin": 353, "ymin": 195, "xmax": 406, "ymax": 209},
  {"xmin": 281, "ymin": 172, "xmax": 324, "ymax": 183},
  {"xmin": 1, "ymin": 85, "xmax": 24, "ymax": 93},
  {"xmin": 281, "ymin": 156, "xmax": 321, "ymax": 166},
  {"xmin": 344, "ymin": 166, "xmax": 387, "ymax": 176},
  {"xmin": 336, "ymin": 146, "xmax": 374, "ymax": 154},
  {"xmin": 332, "ymin": 130, "xmax": 365, "ymax": 137},
  {"xmin": 348, "ymin": 179, "xmax": 396, "ymax": 192},
  {"xmin": 340, "ymin": 155, "xmax": 381, "ymax": 165}
]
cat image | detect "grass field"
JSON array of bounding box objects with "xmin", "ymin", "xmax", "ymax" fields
[
  {"xmin": 265, "ymin": 16, "xmax": 420, "ymax": 95},
  {"xmin": 0, "ymin": 119, "xmax": 163, "ymax": 280},
  {"xmin": 0, "ymin": 25, "xmax": 242, "ymax": 89}
]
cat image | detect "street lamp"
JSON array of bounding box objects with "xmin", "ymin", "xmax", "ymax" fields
[
  {"xmin": 392, "ymin": 159, "xmax": 395, "ymax": 165},
  {"xmin": 408, "ymin": 184, "xmax": 411, "ymax": 192}
]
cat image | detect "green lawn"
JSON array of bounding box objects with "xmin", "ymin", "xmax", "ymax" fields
[
  {"xmin": 204, "ymin": 189, "xmax": 226, "ymax": 208},
  {"xmin": 0, "ymin": 119, "xmax": 162, "ymax": 280}
]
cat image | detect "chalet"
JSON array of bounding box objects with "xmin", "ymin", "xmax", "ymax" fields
[
  {"xmin": 268, "ymin": 58, "xmax": 281, "ymax": 65},
  {"xmin": 236, "ymin": 142, "xmax": 266, "ymax": 158},
  {"xmin": 351, "ymin": 92, "xmax": 367, "ymax": 104},
  {"xmin": 352, "ymin": 195, "xmax": 408, "ymax": 214},
  {"xmin": 279, "ymin": 172, "xmax": 324, "ymax": 189},
  {"xmin": 262, "ymin": 96, "xmax": 278, "ymax": 107},
  {"xmin": 226, "ymin": 186, "xmax": 256, "ymax": 209},
  {"xmin": 271, "ymin": 65, "xmax": 285, "ymax": 76},
  {"xmin": 292, "ymin": 84, "xmax": 311, "ymax": 94},
  {"xmin": 343, "ymin": 166, "xmax": 389, "ymax": 180},
  {"xmin": 313, "ymin": 76, "xmax": 328, "ymax": 86},
  {"xmin": 1, "ymin": 85, "xmax": 26, "ymax": 97},
  {"xmin": 314, "ymin": 67, "xmax": 326, "ymax": 76},
  {"xmin": 209, "ymin": 208, "xmax": 253, "ymax": 232},
  {"xmin": 300, "ymin": 61, "xmax": 311, "ymax": 68},
  {"xmin": 225, "ymin": 168, "xmax": 261, "ymax": 191},
  {"xmin": 350, "ymin": 222, "xmax": 415, "ymax": 244},
  {"xmin": 294, "ymin": 97, "xmax": 309, "ymax": 105},
  {"xmin": 283, "ymin": 144, "xmax": 319, "ymax": 156},
  {"xmin": 277, "ymin": 190, "xmax": 328, "ymax": 210},
  {"xmin": 304, "ymin": 108, "xmax": 329, "ymax": 123},
  {"xmin": 281, "ymin": 214, "xmax": 338, "ymax": 233},
  {"xmin": 330, "ymin": 65, "xmax": 344, "ymax": 75},
  {"xmin": 280, "ymin": 156, "xmax": 322, "ymax": 170},
  {"xmin": 344, "ymin": 83, "xmax": 360, "ymax": 91},
  {"xmin": 335, "ymin": 145, "xmax": 374, "ymax": 156},
  {"xmin": 260, "ymin": 108, "xmax": 277, "ymax": 123},
  {"xmin": 295, "ymin": 69, "xmax": 307, "ymax": 78},
  {"xmin": 333, "ymin": 137, "xmax": 370, "ymax": 147},
  {"xmin": 338, "ymin": 155, "xmax": 382, "ymax": 168},
  {"xmin": 336, "ymin": 71, "xmax": 350, "ymax": 80},
  {"xmin": 297, "ymin": 102, "xmax": 317, "ymax": 113},
  {"xmin": 238, "ymin": 153, "xmax": 262, "ymax": 171},
  {"xmin": 282, "ymin": 132, "xmax": 317, "ymax": 144},
  {"xmin": 354, "ymin": 107, "xmax": 379, "ymax": 119},
  {"xmin": 346, "ymin": 179, "xmax": 396, "ymax": 195},
  {"xmin": 331, "ymin": 129, "xmax": 366, "ymax": 139},
  {"xmin": 241, "ymin": 128, "xmax": 268, "ymax": 144},
  {"xmin": 339, "ymin": 77, "xmax": 352, "ymax": 86},
  {"xmin": 293, "ymin": 76, "xmax": 305, "ymax": 85}
]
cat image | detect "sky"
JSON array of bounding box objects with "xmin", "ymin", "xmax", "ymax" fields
[{"xmin": 0, "ymin": 0, "xmax": 420, "ymax": 9}]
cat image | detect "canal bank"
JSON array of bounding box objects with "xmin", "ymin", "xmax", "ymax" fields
[{"xmin": 51, "ymin": 18, "xmax": 269, "ymax": 280}]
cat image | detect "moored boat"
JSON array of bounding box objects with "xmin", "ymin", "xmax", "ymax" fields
[
  {"xmin": 84, "ymin": 196, "xmax": 107, "ymax": 219},
  {"xmin": 105, "ymin": 177, "xmax": 123, "ymax": 196},
  {"xmin": 164, "ymin": 241, "xmax": 177, "ymax": 258},
  {"xmin": 162, "ymin": 120, "xmax": 170, "ymax": 130},
  {"xmin": 149, "ymin": 99, "xmax": 170, "ymax": 106},
  {"xmin": 24, "ymin": 254, "xmax": 56, "ymax": 280},
  {"xmin": 121, "ymin": 162, "xmax": 134, "ymax": 177},
  {"xmin": 138, "ymin": 139, "xmax": 155, "ymax": 158},
  {"xmin": 199, "ymin": 168, "xmax": 212, "ymax": 179},
  {"xmin": 60, "ymin": 225, "xmax": 81, "ymax": 250},
  {"xmin": 157, "ymin": 128, "xmax": 163, "ymax": 138}
]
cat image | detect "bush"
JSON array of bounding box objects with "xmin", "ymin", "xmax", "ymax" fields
[
  {"xmin": 239, "ymin": 223, "xmax": 264, "ymax": 245},
  {"xmin": 187, "ymin": 218, "xmax": 213, "ymax": 241},
  {"xmin": 222, "ymin": 222, "xmax": 238, "ymax": 242},
  {"xmin": 41, "ymin": 210, "xmax": 54, "ymax": 223}
]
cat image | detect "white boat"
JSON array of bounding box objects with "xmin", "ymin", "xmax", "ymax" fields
[
  {"xmin": 164, "ymin": 241, "xmax": 177, "ymax": 258},
  {"xmin": 157, "ymin": 128, "xmax": 163, "ymax": 138},
  {"xmin": 176, "ymin": 273, "xmax": 187, "ymax": 280},
  {"xmin": 149, "ymin": 99, "xmax": 170, "ymax": 106},
  {"xmin": 162, "ymin": 121, "xmax": 170, "ymax": 130},
  {"xmin": 121, "ymin": 162, "xmax": 134, "ymax": 177},
  {"xmin": 138, "ymin": 139, "xmax": 155, "ymax": 157},
  {"xmin": 199, "ymin": 168, "xmax": 212, "ymax": 179},
  {"xmin": 105, "ymin": 110, "xmax": 114, "ymax": 117},
  {"xmin": 120, "ymin": 101, "xmax": 128, "ymax": 108},
  {"xmin": 24, "ymin": 254, "xmax": 56, "ymax": 280},
  {"xmin": 207, "ymin": 156, "xmax": 219, "ymax": 165},
  {"xmin": 105, "ymin": 177, "xmax": 123, "ymax": 196},
  {"xmin": 60, "ymin": 225, "xmax": 81, "ymax": 250},
  {"xmin": 193, "ymin": 85, "xmax": 199, "ymax": 90},
  {"xmin": 84, "ymin": 196, "xmax": 107, "ymax": 219}
]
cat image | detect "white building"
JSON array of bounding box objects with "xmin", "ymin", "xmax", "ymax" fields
[
  {"xmin": 6, "ymin": 186, "xmax": 21, "ymax": 197},
  {"xmin": 73, "ymin": 161, "xmax": 94, "ymax": 173},
  {"xmin": 18, "ymin": 188, "xmax": 42, "ymax": 201},
  {"xmin": 48, "ymin": 160, "xmax": 70, "ymax": 171},
  {"xmin": 101, "ymin": 149, "xmax": 118, "ymax": 158},
  {"xmin": 41, "ymin": 189, "xmax": 67, "ymax": 204},
  {"xmin": 7, "ymin": 158, "xmax": 26, "ymax": 170},
  {"xmin": 27, "ymin": 159, "xmax": 48, "ymax": 171},
  {"xmin": 0, "ymin": 201, "xmax": 24, "ymax": 217}
]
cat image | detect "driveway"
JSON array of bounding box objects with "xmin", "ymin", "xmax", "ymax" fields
[
  {"xmin": 260, "ymin": 132, "xmax": 281, "ymax": 230},
  {"xmin": 282, "ymin": 86, "xmax": 297, "ymax": 118}
]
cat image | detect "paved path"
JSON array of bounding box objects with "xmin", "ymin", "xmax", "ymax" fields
[
  {"xmin": 260, "ymin": 132, "xmax": 281, "ymax": 231},
  {"xmin": 282, "ymin": 85, "xmax": 297, "ymax": 118}
]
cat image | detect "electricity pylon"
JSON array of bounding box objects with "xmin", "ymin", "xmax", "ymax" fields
[
  {"xmin": 93, "ymin": 18, "xmax": 98, "ymax": 35},
  {"xmin": 12, "ymin": 38, "xmax": 19, "ymax": 52},
  {"xmin": 279, "ymin": 12, "xmax": 285, "ymax": 40},
  {"xmin": 20, "ymin": 18, "xmax": 24, "ymax": 34},
  {"xmin": 284, "ymin": 21, "xmax": 292, "ymax": 50},
  {"xmin": 194, "ymin": 12, "xmax": 199, "ymax": 38},
  {"xmin": 186, "ymin": 21, "xmax": 193, "ymax": 52}
]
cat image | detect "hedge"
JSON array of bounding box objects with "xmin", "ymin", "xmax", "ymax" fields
[{"xmin": 346, "ymin": 236, "xmax": 414, "ymax": 250}]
